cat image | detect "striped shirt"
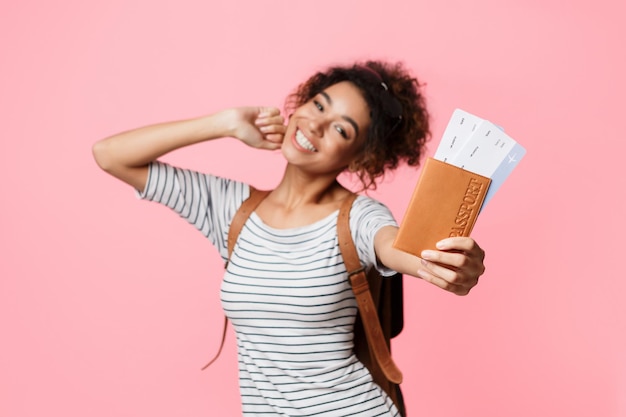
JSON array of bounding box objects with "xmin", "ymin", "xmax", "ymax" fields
[{"xmin": 139, "ymin": 161, "xmax": 401, "ymax": 416}]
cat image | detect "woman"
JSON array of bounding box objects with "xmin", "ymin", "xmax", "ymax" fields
[{"xmin": 93, "ymin": 61, "xmax": 486, "ymax": 416}]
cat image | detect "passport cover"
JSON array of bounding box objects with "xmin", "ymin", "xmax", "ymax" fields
[{"xmin": 393, "ymin": 157, "xmax": 492, "ymax": 257}]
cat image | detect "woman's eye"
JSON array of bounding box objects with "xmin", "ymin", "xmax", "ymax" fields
[
  {"xmin": 335, "ymin": 125, "xmax": 348, "ymax": 139},
  {"xmin": 314, "ymin": 100, "xmax": 323, "ymax": 111}
]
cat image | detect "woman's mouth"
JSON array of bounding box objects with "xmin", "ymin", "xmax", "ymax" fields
[{"xmin": 295, "ymin": 129, "xmax": 318, "ymax": 152}]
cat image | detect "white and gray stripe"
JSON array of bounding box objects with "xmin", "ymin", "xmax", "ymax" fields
[{"xmin": 139, "ymin": 161, "xmax": 400, "ymax": 416}]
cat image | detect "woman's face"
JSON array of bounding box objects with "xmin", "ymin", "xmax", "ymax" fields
[{"xmin": 282, "ymin": 81, "xmax": 371, "ymax": 177}]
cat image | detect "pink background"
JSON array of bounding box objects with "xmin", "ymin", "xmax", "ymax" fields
[{"xmin": 2, "ymin": 0, "xmax": 625, "ymax": 416}]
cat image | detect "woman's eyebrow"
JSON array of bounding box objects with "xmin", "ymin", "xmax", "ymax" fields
[{"xmin": 320, "ymin": 91, "xmax": 360, "ymax": 137}]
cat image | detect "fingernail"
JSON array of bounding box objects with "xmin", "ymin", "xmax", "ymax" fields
[
  {"xmin": 416, "ymin": 269, "xmax": 427, "ymax": 279},
  {"xmin": 421, "ymin": 250, "xmax": 434, "ymax": 260}
]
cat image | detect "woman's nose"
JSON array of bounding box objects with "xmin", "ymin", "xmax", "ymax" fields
[{"xmin": 308, "ymin": 116, "xmax": 325, "ymax": 137}]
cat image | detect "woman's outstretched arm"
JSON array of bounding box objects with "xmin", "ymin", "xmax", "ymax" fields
[{"xmin": 92, "ymin": 107, "xmax": 285, "ymax": 190}]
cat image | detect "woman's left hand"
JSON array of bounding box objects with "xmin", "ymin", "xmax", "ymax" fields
[{"xmin": 416, "ymin": 237, "xmax": 486, "ymax": 296}]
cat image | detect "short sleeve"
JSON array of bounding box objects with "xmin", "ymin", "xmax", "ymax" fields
[
  {"xmin": 136, "ymin": 161, "xmax": 250, "ymax": 260},
  {"xmin": 349, "ymin": 196, "xmax": 398, "ymax": 277}
]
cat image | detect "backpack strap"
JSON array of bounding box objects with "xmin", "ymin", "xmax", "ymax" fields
[
  {"xmin": 337, "ymin": 194, "xmax": 403, "ymax": 384},
  {"xmin": 201, "ymin": 187, "xmax": 270, "ymax": 370},
  {"xmin": 227, "ymin": 187, "xmax": 271, "ymax": 266}
]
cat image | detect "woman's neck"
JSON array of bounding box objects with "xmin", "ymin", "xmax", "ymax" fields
[
  {"xmin": 271, "ymin": 164, "xmax": 351, "ymax": 209},
  {"xmin": 253, "ymin": 166, "xmax": 353, "ymax": 229}
]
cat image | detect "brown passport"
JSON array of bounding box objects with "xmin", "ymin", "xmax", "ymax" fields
[{"xmin": 393, "ymin": 157, "xmax": 491, "ymax": 257}]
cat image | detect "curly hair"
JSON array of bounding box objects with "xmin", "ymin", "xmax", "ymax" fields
[{"xmin": 285, "ymin": 60, "xmax": 431, "ymax": 190}]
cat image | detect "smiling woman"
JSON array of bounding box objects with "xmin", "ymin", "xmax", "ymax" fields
[
  {"xmin": 279, "ymin": 82, "xmax": 372, "ymax": 185},
  {"xmin": 285, "ymin": 62, "xmax": 430, "ymax": 191},
  {"xmin": 92, "ymin": 60, "xmax": 487, "ymax": 417}
]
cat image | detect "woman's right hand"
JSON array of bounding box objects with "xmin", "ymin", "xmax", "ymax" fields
[{"xmin": 225, "ymin": 107, "xmax": 286, "ymax": 150}]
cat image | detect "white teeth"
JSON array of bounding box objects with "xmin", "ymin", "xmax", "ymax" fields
[{"xmin": 296, "ymin": 129, "xmax": 317, "ymax": 152}]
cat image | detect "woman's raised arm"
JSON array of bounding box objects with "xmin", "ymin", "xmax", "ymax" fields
[{"xmin": 92, "ymin": 107, "xmax": 285, "ymax": 191}]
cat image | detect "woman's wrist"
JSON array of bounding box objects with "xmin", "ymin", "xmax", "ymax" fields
[{"xmin": 196, "ymin": 109, "xmax": 241, "ymax": 141}]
